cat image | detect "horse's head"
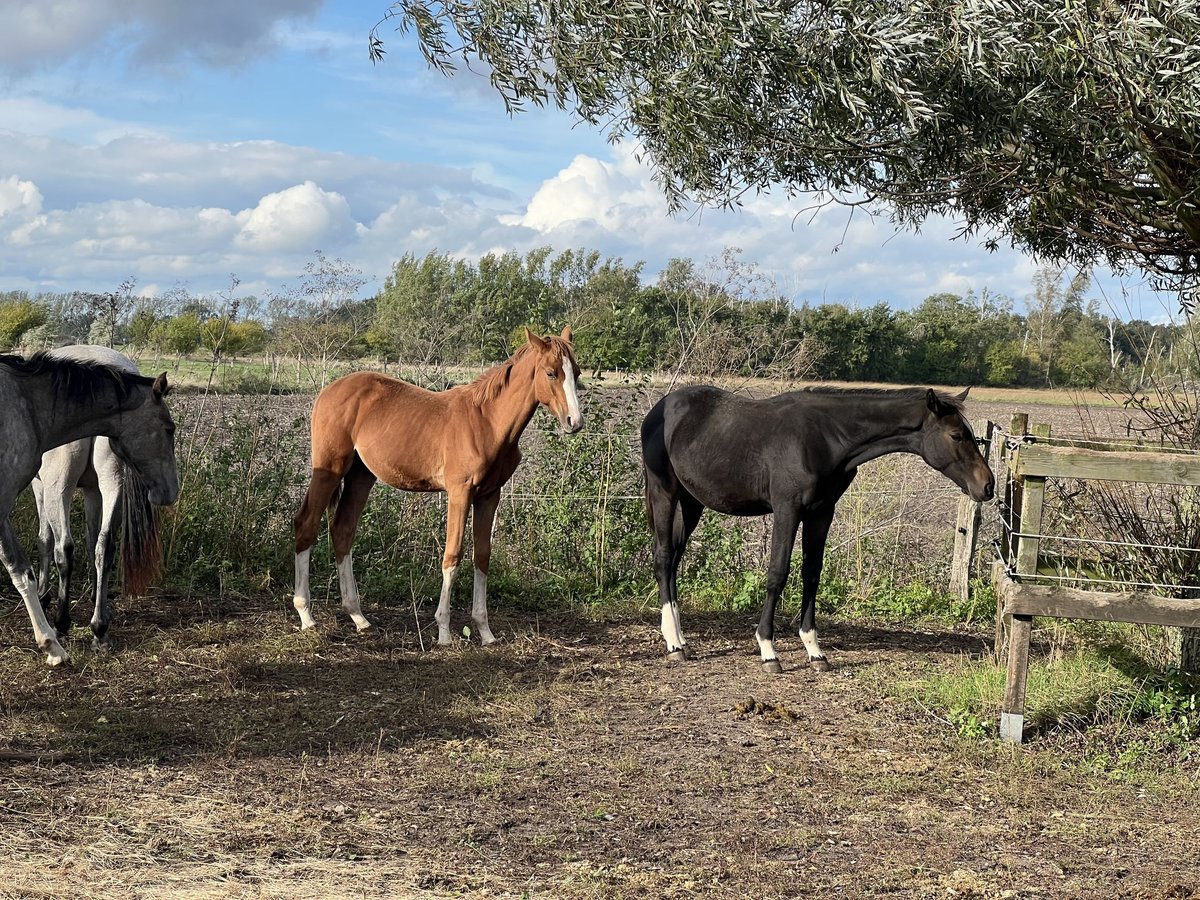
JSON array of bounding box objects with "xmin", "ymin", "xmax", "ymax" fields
[
  {"xmin": 918, "ymin": 388, "xmax": 994, "ymax": 502},
  {"xmin": 113, "ymin": 372, "xmax": 180, "ymax": 506},
  {"xmin": 526, "ymin": 325, "xmax": 584, "ymax": 434}
]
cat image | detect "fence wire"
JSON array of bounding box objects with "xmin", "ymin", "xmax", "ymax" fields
[{"xmin": 992, "ymin": 426, "xmax": 1200, "ymax": 596}]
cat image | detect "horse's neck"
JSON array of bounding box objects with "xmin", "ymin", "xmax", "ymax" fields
[
  {"xmin": 477, "ymin": 364, "xmax": 539, "ymax": 448},
  {"xmin": 29, "ymin": 381, "xmax": 122, "ymax": 452},
  {"xmin": 829, "ymin": 397, "xmax": 925, "ymax": 470}
]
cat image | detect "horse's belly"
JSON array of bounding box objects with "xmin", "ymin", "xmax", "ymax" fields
[
  {"xmin": 358, "ymin": 452, "xmax": 443, "ymax": 493},
  {"xmin": 677, "ymin": 471, "xmax": 770, "ymax": 516}
]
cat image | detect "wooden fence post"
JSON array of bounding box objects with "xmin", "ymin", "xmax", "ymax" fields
[
  {"xmin": 950, "ymin": 419, "xmax": 995, "ymax": 603},
  {"xmin": 994, "ymin": 413, "xmax": 1029, "ymax": 661},
  {"xmin": 1000, "ymin": 421, "xmax": 1051, "ymax": 744}
]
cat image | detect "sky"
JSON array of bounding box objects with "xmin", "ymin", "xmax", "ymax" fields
[{"xmin": 0, "ymin": 0, "xmax": 1178, "ymax": 321}]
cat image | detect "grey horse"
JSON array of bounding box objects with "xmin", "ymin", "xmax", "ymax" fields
[
  {"xmin": 0, "ymin": 350, "xmax": 178, "ymax": 665},
  {"xmin": 31, "ymin": 345, "xmax": 165, "ymax": 649}
]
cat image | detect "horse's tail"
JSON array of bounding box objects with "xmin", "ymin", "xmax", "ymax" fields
[{"xmin": 121, "ymin": 466, "xmax": 163, "ymax": 597}]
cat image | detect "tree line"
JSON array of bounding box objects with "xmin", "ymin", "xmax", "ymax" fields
[{"xmin": 0, "ymin": 248, "xmax": 1186, "ymax": 389}]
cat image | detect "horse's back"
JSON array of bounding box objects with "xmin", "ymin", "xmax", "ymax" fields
[{"xmin": 310, "ymin": 371, "xmax": 456, "ymax": 489}]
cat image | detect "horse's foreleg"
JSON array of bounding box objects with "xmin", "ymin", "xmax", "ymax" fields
[
  {"xmin": 329, "ymin": 460, "xmax": 376, "ymax": 632},
  {"xmin": 0, "ymin": 517, "xmax": 68, "ymax": 666},
  {"xmin": 470, "ymin": 489, "xmax": 502, "ymax": 646},
  {"xmin": 797, "ymin": 509, "xmax": 836, "ymax": 671},
  {"xmin": 758, "ymin": 510, "xmax": 801, "ymax": 674},
  {"xmin": 292, "ymin": 468, "xmax": 343, "ymax": 630},
  {"xmin": 434, "ymin": 486, "xmax": 473, "ymax": 646}
]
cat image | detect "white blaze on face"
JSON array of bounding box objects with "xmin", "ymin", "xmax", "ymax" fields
[{"xmin": 561, "ymin": 356, "xmax": 582, "ymax": 431}]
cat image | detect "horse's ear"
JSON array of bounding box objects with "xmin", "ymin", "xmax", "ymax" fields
[
  {"xmin": 956, "ymin": 387, "xmax": 970, "ymax": 402},
  {"xmin": 925, "ymin": 388, "xmax": 940, "ymax": 413},
  {"xmin": 560, "ymin": 325, "xmax": 574, "ymax": 344},
  {"xmin": 525, "ymin": 328, "xmax": 549, "ymax": 351},
  {"xmin": 153, "ymin": 372, "xmax": 171, "ymax": 399}
]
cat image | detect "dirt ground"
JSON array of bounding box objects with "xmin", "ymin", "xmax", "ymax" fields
[{"xmin": 2, "ymin": 591, "xmax": 1199, "ymax": 900}]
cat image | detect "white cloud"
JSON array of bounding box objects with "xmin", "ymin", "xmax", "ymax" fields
[
  {"xmin": 0, "ymin": 121, "xmax": 1165, "ymax": 319},
  {"xmin": 0, "ymin": 175, "xmax": 42, "ymax": 219},
  {"xmin": 235, "ymin": 181, "xmax": 354, "ymax": 251}
]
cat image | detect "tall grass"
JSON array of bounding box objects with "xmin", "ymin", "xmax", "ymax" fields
[{"xmin": 144, "ymin": 384, "xmax": 975, "ymax": 625}]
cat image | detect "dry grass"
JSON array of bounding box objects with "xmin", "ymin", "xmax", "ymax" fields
[{"xmin": 2, "ymin": 590, "xmax": 1199, "ymax": 899}]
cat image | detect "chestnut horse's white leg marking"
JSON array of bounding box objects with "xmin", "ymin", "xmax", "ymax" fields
[
  {"xmin": 337, "ymin": 552, "xmax": 371, "ymax": 632},
  {"xmin": 562, "ymin": 358, "xmax": 583, "ymax": 429},
  {"xmin": 471, "ymin": 567, "xmax": 496, "ymax": 645},
  {"xmin": 799, "ymin": 627, "xmax": 824, "ymax": 662},
  {"xmin": 435, "ymin": 564, "xmax": 457, "ymax": 645},
  {"xmin": 293, "ymin": 547, "xmax": 317, "ymax": 630}
]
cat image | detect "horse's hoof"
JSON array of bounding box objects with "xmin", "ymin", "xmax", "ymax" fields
[
  {"xmin": 762, "ymin": 659, "xmax": 783, "ymax": 675},
  {"xmin": 810, "ymin": 657, "xmax": 831, "ymax": 672},
  {"xmin": 666, "ymin": 649, "xmax": 688, "ymax": 663},
  {"xmin": 43, "ymin": 643, "xmax": 69, "ymax": 667}
]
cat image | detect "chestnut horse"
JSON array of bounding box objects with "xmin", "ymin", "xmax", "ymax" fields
[{"xmin": 292, "ymin": 327, "xmax": 583, "ymax": 643}]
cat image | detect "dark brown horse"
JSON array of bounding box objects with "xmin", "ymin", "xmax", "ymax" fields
[
  {"xmin": 293, "ymin": 327, "xmax": 583, "ymax": 644},
  {"xmin": 641, "ymin": 385, "xmax": 994, "ymax": 672}
]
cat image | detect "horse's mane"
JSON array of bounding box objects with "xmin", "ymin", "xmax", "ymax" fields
[
  {"xmin": 0, "ymin": 351, "xmax": 145, "ymax": 406},
  {"xmin": 799, "ymin": 384, "xmax": 966, "ymax": 413},
  {"xmin": 462, "ymin": 335, "xmax": 577, "ymax": 407}
]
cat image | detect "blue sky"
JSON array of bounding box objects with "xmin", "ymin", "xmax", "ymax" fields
[{"xmin": 0, "ymin": 1, "xmax": 1175, "ymax": 320}]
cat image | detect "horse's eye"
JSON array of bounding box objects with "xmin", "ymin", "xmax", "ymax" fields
[
  {"xmin": 951, "ymin": 432, "xmax": 964, "ymax": 443},
  {"xmin": 546, "ymin": 370, "xmax": 557, "ymax": 380}
]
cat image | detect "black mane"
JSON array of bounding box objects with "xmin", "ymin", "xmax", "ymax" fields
[
  {"xmin": 798, "ymin": 384, "xmax": 965, "ymax": 412},
  {"xmin": 0, "ymin": 351, "xmax": 146, "ymax": 405}
]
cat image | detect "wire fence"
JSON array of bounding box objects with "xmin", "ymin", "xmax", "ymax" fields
[
  {"xmin": 7, "ymin": 390, "xmax": 978, "ymax": 609},
  {"xmin": 992, "ymin": 425, "xmax": 1200, "ymax": 598}
]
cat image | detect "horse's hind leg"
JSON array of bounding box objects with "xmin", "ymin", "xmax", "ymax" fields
[
  {"xmin": 84, "ymin": 475, "xmax": 120, "ymax": 649},
  {"xmin": 329, "ymin": 457, "xmax": 376, "ymax": 632},
  {"xmin": 469, "ymin": 488, "xmax": 502, "ymax": 646},
  {"xmin": 31, "ymin": 476, "xmax": 53, "ymax": 599},
  {"xmin": 644, "ymin": 464, "xmax": 701, "ymax": 661},
  {"xmin": 292, "ymin": 467, "xmax": 344, "ymax": 629},
  {"xmin": 757, "ymin": 508, "xmax": 800, "ymax": 674},
  {"xmin": 34, "ymin": 474, "xmax": 75, "ymax": 636}
]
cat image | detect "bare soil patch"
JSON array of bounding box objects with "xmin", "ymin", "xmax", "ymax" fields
[{"xmin": 1, "ymin": 590, "xmax": 1198, "ymax": 899}]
